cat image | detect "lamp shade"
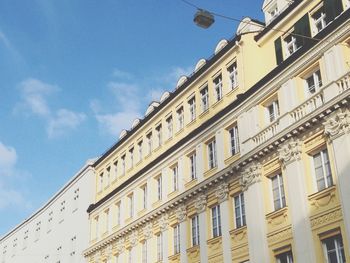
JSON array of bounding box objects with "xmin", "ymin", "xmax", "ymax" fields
[{"xmin": 193, "ymin": 10, "xmax": 215, "ymax": 28}]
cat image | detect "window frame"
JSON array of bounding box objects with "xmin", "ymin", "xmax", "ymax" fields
[
  {"xmin": 191, "ymin": 215, "xmax": 200, "ymax": 246},
  {"xmin": 207, "ymin": 139, "xmax": 217, "ymax": 169},
  {"xmin": 211, "ymin": 204, "xmax": 222, "ymax": 238},
  {"xmin": 234, "ymin": 192, "xmax": 246, "ymax": 229},
  {"xmin": 271, "ymin": 174, "xmax": 286, "ymax": 211},
  {"xmin": 200, "ymin": 85, "xmax": 209, "ymax": 112}
]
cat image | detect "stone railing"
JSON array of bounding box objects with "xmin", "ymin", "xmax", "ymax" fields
[
  {"xmin": 337, "ymin": 71, "xmax": 350, "ymax": 94},
  {"xmin": 252, "ymin": 120, "xmax": 280, "ymax": 146},
  {"xmin": 290, "ymin": 92, "xmax": 324, "ymax": 122}
]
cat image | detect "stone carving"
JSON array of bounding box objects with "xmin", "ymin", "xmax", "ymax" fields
[
  {"xmin": 175, "ymin": 204, "xmax": 187, "ymax": 222},
  {"xmin": 194, "ymin": 194, "xmax": 207, "ymax": 213},
  {"xmin": 143, "ymin": 223, "xmax": 153, "ymax": 240},
  {"xmin": 215, "ymin": 182, "xmax": 229, "ymax": 203},
  {"xmin": 240, "ymin": 162, "xmax": 262, "ymax": 191},
  {"xmin": 106, "ymin": 244, "xmax": 112, "ymax": 259},
  {"xmin": 278, "ymin": 138, "xmax": 302, "ymax": 165},
  {"xmin": 159, "ymin": 214, "xmax": 169, "ymax": 232},
  {"xmin": 310, "ymin": 209, "xmax": 342, "ymax": 229},
  {"xmin": 129, "ymin": 231, "xmax": 138, "ymax": 247},
  {"xmin": 116, "ymin": 237, "xmax": 125, "ymax": 254},
  {"xmin": 323, "ymin": 108, "xmax": 350, "ymax": 139}
]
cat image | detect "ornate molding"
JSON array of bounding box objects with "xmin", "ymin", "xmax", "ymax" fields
[
  {"xmin": 129, "ymin": 231, "xmax": 138, "ymax": 247},
  {"xmin": 116, "ymin": 237, "xmax": 125, "ymax": 254},
  {"xmin": 215, "ymin": 182, "xmax": 229, "ymax": 203},
  {"xmin": 143, "ymin": 223, "xmax": 153, "ymax": 240},
  {"xmin": 278, "ymin": 138, "xmax": 302, "ymax": 165},
  {"xmin": 175, "ymin": 204, "xmax": 187, "ymax": 222},
  {"xmin": 310, "ymin": 208, "xmax": 342, "ymax": 229},
  {"xmin": 158, "ymin": 214, "xmax": 169, "ymax": 232},
  {"xmin": 323, "ymin": 108, "xmax": 350, "ymax": 140},
  {"xmin": 240, "ymin": 162, "xmax": 262, "ymax": 191},
  {"xmin": 194, "ymin": 194, "xmax": 207, "ymax": 213}
]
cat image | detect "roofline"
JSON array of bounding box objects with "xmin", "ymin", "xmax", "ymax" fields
[
  {"xmin": 0, "ymin": 158, "xmax": 96, "ymax": 241},
  {"xmin": 87, "ymin": 7, "xmax": 350, "ymax": 214},
  {"xmin": 93, "ymin": 34, "xmax": 242, "ymax": 168}
]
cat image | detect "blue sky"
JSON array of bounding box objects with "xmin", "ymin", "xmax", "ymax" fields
[{"xmin": 0, "ymin": 0, "xmax": 263, "ymax": 236}]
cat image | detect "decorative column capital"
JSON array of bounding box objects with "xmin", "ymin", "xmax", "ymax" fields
[
  {"xmin": 215, "ymin": 182, "xmax": 229, "ymax": 203},
  {"xmin": 129, "ymin": 231, "xmax": 138, "ymax": 248},
  {"xmin": 323, "ymin": 108, "xmax": 350, "ymax": 140},
  {"xmin": 194, "ymin": 194, "xmax": 207, "ymax": 213},
  {"xmin": 158, "ymin": 214, "xmax": 169, "ymax": 232},
  {"xmin": 240, "ymin": 162, "xmax": 262, "ymax": 191},
  {"xmin": 175, "ymin": 204, "xmax": 187, "ymax": 222},
  {"xmin": 143, "ymin": 223, "xmax": 153, "ymax": 240},
  {"xmin": 278, "ymin": 138, "xmax": 302, "ymax": 165},
  {"xmin": 116, "ymin": 237, "xmax": 125, "ymax": 254}
]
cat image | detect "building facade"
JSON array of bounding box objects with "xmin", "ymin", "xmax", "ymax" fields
[
  {"xmin": 84, "ymin": 0, "xmax": 350, "ymax": 262},
  {"xmin": 0, "ymin": 160, "xmax": 95, "ymax": 263}
]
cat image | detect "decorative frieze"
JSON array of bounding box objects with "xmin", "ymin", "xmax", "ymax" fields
[
  {"xmin": 323, "ymin": 108, "xmax": 350, "ymax": 140},
  {"xmin": 240, "ymin": 162, "xmax": 262, "ymax": 191},
  {"xmin": 215, "ymin": 182, "xmax": 229, "ymax": 203},
  {"xmin": 159, "ymin": 214, "xmax": 169, "ymax": 232},
  {"xmin": 175, "ymin": 204, "xmax": 187, "ymax": 222},
  {"xmin": 143, "ymin": 223, "xmax": 153, "ymax": 240},
  {"xmin": 278, "ymin": 138, "xmax": 302, "ymax": 165},
  {"xmin": 194, "ymin": 194, "xmax": 207, "ymax": 213},
  {"xmin": 116, "ymin": 237, "xmax": 125, "ymax": 254},
  {"xmin": 129, "ymin": 231, "xmax": 138, "ymax": 248}
]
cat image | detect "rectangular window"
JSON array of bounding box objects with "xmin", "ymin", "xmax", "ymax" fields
[
  {"xmin": 138, "ymin": 140, "xmax": 143, "ymax": 162},
  {"xmin": 47, "ymin": 212, "xmax": 53, "ymax": 232},
  {"xmin": 95, "ymin": 216, "xmax": 99, "ymax": 239},
  {"xmin": 200, "ymin": 86, "xmax": 209, "ymax": 112},
  {"xmin": 267, "ymin": 100, "xmax": 280, "ymax": 123},
  {"xmin": 268, "ymin": 4, "xmax": 279, "ymax": 22},
  {"xmin": 312, "ymin": 6, "xmax": 327, "ymax": 33},
  {"xmin": 113, "ymin": 161, "xmax": 118, "ymax": 179},
  {"xmin": 156, "ymin": 124, "xmax": 162, "ymax": 147},
  {"xmin": 212, "ymin": 205, "xmax": 222, "ymax": 238},
  {"xmin": 229, "ymin": 125, "xmax": 240, "ymax": 155},
  {"xmin": 146, "ymin": 132, "xmax": 152, "ymax": 155},
  {"xmin": 208, "ymin": 139, "xmax": 217, "ymax": 169},
  {"xmin": 177, "ymin": 106, "xmax": 184, "ymax": 131},
  {"xmin": 190, "ymin": 153, "xmax": 197, "ymax": 180},
  {"xmin": 306, "ymin": 69, "xmax": 322, "ymax": 95},
  {"xmin": 188, "ymin": 97, "xmax": 196, "ymax": 122},
  {"xmin": 105, "ymin": 209, "xmax": 110, "ymax": 233},
  {"xmin": 322, "ymin": 234, "xmax": 345, "ymax": 263},
  {"xmin": 142, "ymin": 185, "xmax": 147, "ymax": 210},
  {"xmin": 234, "ymin": 193, "xmax": 246, "ymax": 228},
  {"xmin": 129, "ymin": 148, "xmax": 134, "ymax": 168},
  {"xmin": 172, "ymin": 165, "xmax": 179, "ymax": 192},
  {"xmin": 173, "ymin": 224, "xmax": 180, "ymax": 254},
  {"xmin": 157, "ymin": 233, "xmax": 163, "ymax": 261},
  {"xmin": 284, "ymin": 33, "xmax": 299, "ymax": 57},
  {"xmin": 73, "ymin": 188, "xmax": 79, "ymax": 212},
  {"xmin": 157, "ymin": 176, "xmax": 162, "ymax": 201},
  {"xmin": 129, "ymin": 194, "xmax": 134, "ymax": 218},
  {"xmin": 191, "ymin": 215, "xmax": 200, "ymax": 246},
  {"xmin": 99, "ymin": 173, "xmax": 104, "ymax": 192},
  {"xmin": 142, "ymin": 241, "xmax": 147, "ymax": 263},
  {"xmin": 276, "ymin": 250, "xmax": 293, "ymax": 263},
  {"xmin": 106, "ymin": 167, "xmax": 111, "ymax": 187},
  {"xmin": 213, "ymin": 74, "xmax": 223, "ymax": 101},
  {"xmin": 121, "ymin": 155, "xmax": 126, "ymax": 176},
  {"xmin": 313, "ymin": 149, "xmax": 333, "ymax": 191},
  {"xmin": 272, "ymin": 174, "xmax": 286, "ymax": 210},
  {"xmin": 116, "ymin": 202, "xmax": 121, "ymax": 226},
  {"xmin": 228, "ymin": 62, "xmax": 238, "ymax": 89},
  {"xmin": 166, "ymin": 116, "xmax": 173, "ymax": 139}
]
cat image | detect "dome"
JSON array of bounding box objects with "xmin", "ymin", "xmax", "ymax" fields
[
  {"xmin": 160, "ymin": 91, "xmax": 171, "ymax": 103},
  {"xmin": 195, "ymin": 58, "xmax": 207, "ymax": 71},
  {"xmin": 176, "ymin": 76, "xmax": 188, "ymax": 89},
  {"xmin": 131, "ymin": 118, "xmax": 141, "ymax": 129},
  {"xmin": 145, "ymin": 101, "xmax": 160, "ymax": 116},
  {"xmin": 214, "ymin": 39, "xmax": 228, "ymax": 54},
  {"xmin": 119, "ymin": 129, "xmax": 128, "ymax": 140}
]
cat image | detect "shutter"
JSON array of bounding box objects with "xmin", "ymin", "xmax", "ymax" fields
[
  {"xmin": 274, "ymin": 37, "xmax": 283, "ymax": 65},
  {"xmin": 294, "ymin": 14, "xmax": 312, "ymax": 47},
  {"xmin": 324, "ymin": 0, "xmax": 343, "ymax": 23}
]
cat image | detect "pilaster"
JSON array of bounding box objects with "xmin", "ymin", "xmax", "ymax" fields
[
  {"xmin": 194, "ymin": 194, "xmax": 208, "ymax": 263},
  {"xmin": 176, "ymin": 204, "xmax": 188, "ymax": 263}
]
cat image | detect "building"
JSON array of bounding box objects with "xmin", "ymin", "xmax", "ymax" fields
[
  {"xmin": 84, "ymin": 0, "xmax": 350, "ymax": 262},
  {"xmin": 0, "ymin": 160, "xmax": 95, "ymax": 263}
]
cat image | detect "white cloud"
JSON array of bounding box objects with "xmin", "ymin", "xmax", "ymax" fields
[
  {"xmin": 0, "ymin": 30, "xmax": 12, "ymax": 50},
  {"xmin": 15, "ymin": 78, "xmax": 86, "ymax": 138},
  {"xmin": 157, "ymin": 66, "xmax": 193, "ymax": 88},
  {"xmin": 0, "ymin": 142, "xmax": 17, "ymax": 177},
  {"xmin": 112, "ymin": 68, "xmax": 133, "ymax": 80},
  {"xmin": 0, "ymin": 184, "xmax": 32, "ymax": 210},
  {"xmin": 47, "ymin": 109, "xmax": 86, "ymax": 138}
]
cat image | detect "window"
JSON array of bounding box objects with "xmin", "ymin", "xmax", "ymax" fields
[
  {"xmin": 156, "ymin": 124, "xmax": 162, "ymax": 147},
  {"xmin": 313, "ymin": 149, "xmax": 333, "ymax": 191},
  {"xmin": 129, "ymin": 194, "xmax": 134, "ymax": 218},
  {"xmin": 99, "ymin": 173, "xmax": 103, "ymax": 192},
  {"xmin": 166, "ymin": 116, "xmax": 173, "ymax": 139},
  {"xmin": 73, "ymin": 188, "xmax": 79, "ymax": 211},
  {"xmin": 228, "ymin": 62, "xmax": 238, "ymax": 89},
  {"xmin": 212, "ymin": 205, "xmax": 222, "ymax": 238},
  {"xmin": 172, "ymin": 165, "xmax": 179, "ymax": 192},
  {"xmin": 121, "ymin": 155, "xmax": 126, "ymax": 176},
  {"xmin": 189, "ymin": 153, "xmax": 197, "ymax": 180},
  {"xmin": 306, "ymin": 69, "xmax": 322, "ymax": 95},
  {"xmin": 188, "ymin": 97, "xmax": 196, "ymax": 122},
  {"xmin": 70, "ymin": 236, "xmax": 76, "ymax": 257},
  {"xmin": 116, "ymin": 202, "xmax": 121, "ymax": 226},
  {"xmin": 142, "ymin": 185, "xmax": 147, "ymax": 209},
  {"xmin": 95, "ymin": 216, "xmax": 99, "ymax": 239},
  {"xmin": 234, "ymin": 193, "xmax": 246, "ymax": 228},
  {"xmin": 191, "ymin": 215, "xmax": 200, "ymax": 246},
  {"xmin": 157, "ymin": 233, "xmax": 163, "ymax": 261},
  {"xmin": 200, "ymin": 86, "xmax": 209, "ymax": 112},
  {"xmin": 138, "ymin": 140, "xmax": 143, "ymax": 162},
  {"xmin": 207, "ymin": 139, "xmax": 217, "ymax": 169},
  {"xmin": 157, "ymin": 176, "xmax": 162, "ymax": 201},
  {"xmin": 146, "ymin": 132, "xmax": 152, "ymax": 155},
  {"xmin": 268, "ymin": 4, "xmax": 279, "ymax": 22},
  {"xmin": 213, "ymin": 74, "xmax": 223, "ymax": 101},
  {"xmin": 276, "ymin": 250, "xmax": 293, "ymax": 263},
  {"xmin": 229, "ymin": 125, "xmax": 240, "ymax": 155},
  {"xmin": 113, "ymin": 161, "xmax": 118, "ymax": 179},
  {"xmin": 322, "ymin": 234, "xmax": 346, "ymax": 263},
  {"xmin": 47, "ymin": 212, "xmax": 53, "ymax": 232},
  {"xmin": 129, "ymin": 148, "xmax": 134, "ymax": 168},
  {"xmin": 284, "ymin": 33, "xmax": 299, "ymax": 57},
  {"xmin": 271, "ymin": 174, "xmax": 286, "ymax": 210},
  {"xmin": 23, "ymin": 230, "xmax": 28, "ymax": 249},
  {"xmin": 173, "ymin": 224, "xmax": 180, "ymax": 254},
  {"xmin": 59, "ymin": 200, "xmax": 66, "ymax": 222},
  {"xmin": 142, "ymin": 241, "xmax": 147, "ymax": 263},
  {"xmin": 105, "ymin": 209, "xmax": 110, "ymax": 233},
  {"xmin": 106, "ymin": 167, "xmax": 111, "ymax": 187},
  {"xmin": 177, "ymin": 106, "xmax": 184, "ymax": 131},
  {"xmin": 267, "ymin": 100, "xmax": 280, "ymax": 123},
  {"xmin": 312, "ymin": 6, "xmax": 327, "ymax": 33}
]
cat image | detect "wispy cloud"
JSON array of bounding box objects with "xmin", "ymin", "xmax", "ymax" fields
[
  {"xmin": 0, "ymin": 142, "xmax": 17, "ymax": 177},
  {"xmin": 112, "ymin": 68, "xmax": 134, "ymax": 80},
  {"xmin": 0, "ymin": 28, "xmax": 24, "ymax": 63},
  {"xmin": 15, "ymin": 78, "xmax": 86, "ymax": 138}
]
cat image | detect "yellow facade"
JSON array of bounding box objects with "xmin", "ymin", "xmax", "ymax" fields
[{"xmin": 84, "ymin": 1, "xmax": 350, "ymax": 262}]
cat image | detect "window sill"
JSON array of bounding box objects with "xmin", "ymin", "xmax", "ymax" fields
[
  {"xmin": 206, "ymin": 235, "xmax": 222, "ymax": 246},
  {"xmin": 168, "ymin": 190, "xmax": 179, "ymax": 199},
  {"xmin": 186, "ymin": 118, "xmax": 197, "ymax": 128},
  {"xmin": 199, "ymin": 109, "xmax": 209, "ymax": 119},
  {"xmin": 175, "ymin": 128, "xmax": 184, "ymax": 136},
  {"xmin": 204, "ymin": 166, "xmax": 218, "ymax": 178},
  {"xmin": 138, "ymin": 208, "xmax": 147, "ymax": 217},
  {"xmin": 186, "ymin": 245, "xmax": 199, "ymax": 254},
  {"xmin": 152, "ymin": 200, "xmax": 162, "ymax": 208},
  {"xmin": 154, "ymin": 145, "xmax": 162, "ymax": 152},
  {"xmin": 229, "ymin": 225, "xmax": 247, "ymax": 237},
  {"xmin": 168, "ymin": 253, "xmax": 180, "ymax": 261},
  {"xmin": 212, "ymin": 99, "xmax": 223, "ymax": 109},
  {"xmin": 225, "ymin": 86, "xmax": 239, "ymax": 97},
  {"xmin": 185, "ymin": 178, "xmax": 198, "ymax": 189},
  {"xmin": 224, "ymin": 152, "xmax": 240, "ymax": 166}
]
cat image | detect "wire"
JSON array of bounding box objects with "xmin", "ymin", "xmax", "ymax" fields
[{"xmin": 178, "ymin": 0, "xmax": 322, "ymax": 42}]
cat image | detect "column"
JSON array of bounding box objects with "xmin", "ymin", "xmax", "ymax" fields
[
  {"xmin": 159, "ymin": 214, "xmax": 169, "ymax": 263},
  {"xmin": 176, "ymin": 204, "xmax": 188, "ymax": 263},
  {"xmin": 194, "ymin": 194, "xmax": 208, "ymax": 263},
  {"xmin": 240, "ymin": 162, "xmax": 269, "ymax": 263},
  {"xmin": 143, "ymin": 223, "xmax": 153, "ymax": 263},
  {"xmin": 215, "ymin": 182, "xmax": 232, "ymax": 263},
  {"xmin": 278, "ymin": 139, "xmax": 317, "ymax": 263},
  {"xmin": 324, "ymin": 108, "xmax": 350, "ymax": 252}
]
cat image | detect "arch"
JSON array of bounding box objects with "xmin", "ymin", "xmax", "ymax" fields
[
  {"xmin": 176, "ymin": 76, "xmax": 188, "ymax": 89},
  {"xmin": 195, "ymin": 58, "xmax": 207, "ymax": 71},
  {"xmin": 160, "ymin": 91, "xmax": 171, "ymax": 103},
  {"xmin": 214, "ymin": 39, "xmax": 228, "ymax": 54}
]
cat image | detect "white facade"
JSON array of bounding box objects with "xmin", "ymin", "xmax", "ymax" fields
[{"xmin": 0, "ymin": 159, "xmax": 95, "ymax": 263}]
